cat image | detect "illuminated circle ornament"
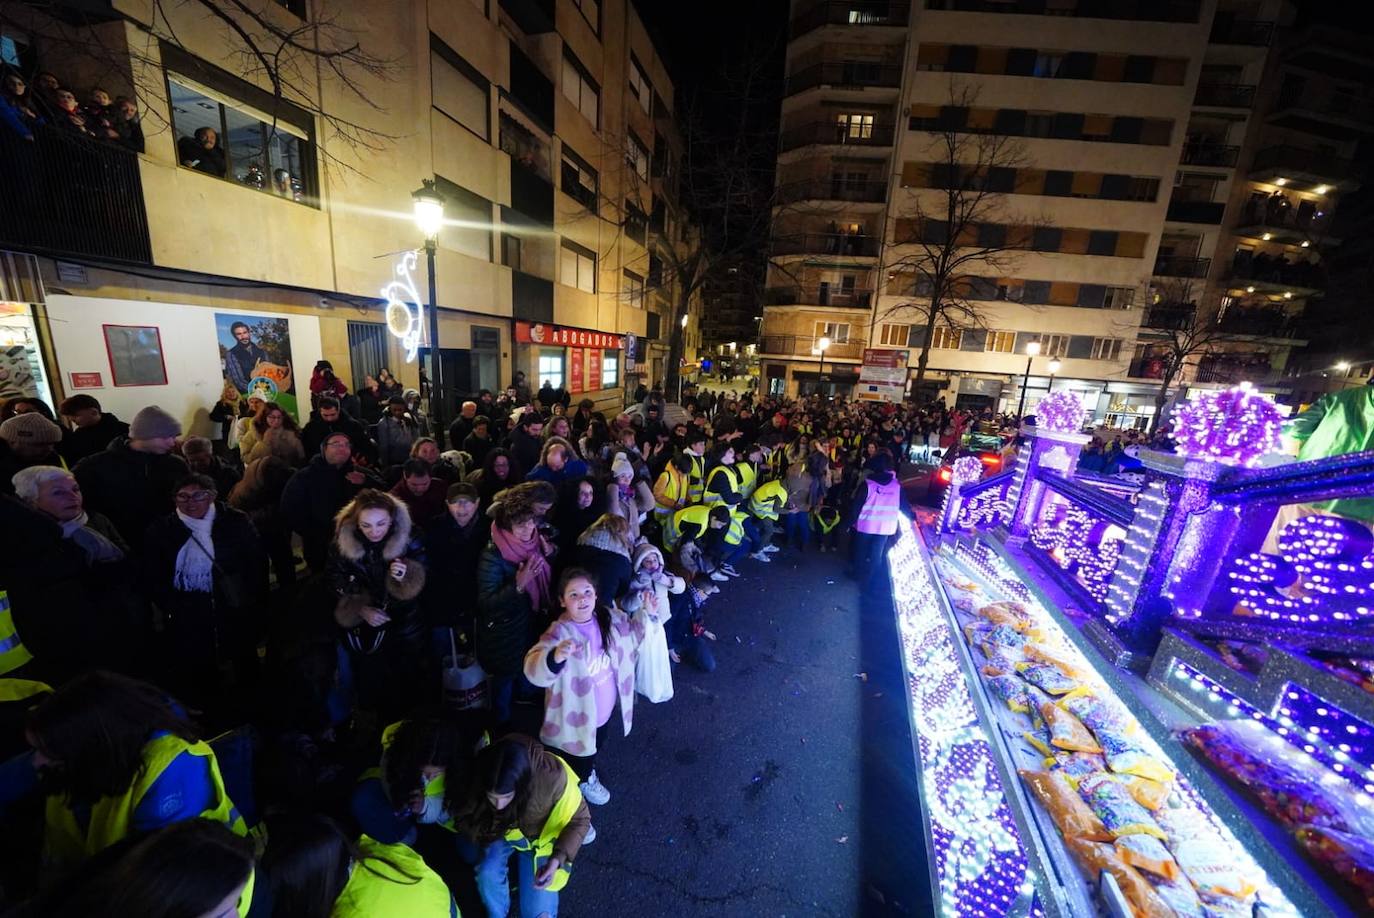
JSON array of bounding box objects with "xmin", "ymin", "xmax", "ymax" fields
[
  {"xmin": 381, "ymin": 251, "xmax": 424, "ymax": 363},
  {"xmin": 1035, "ymin": 390, "xmax": 1086, "ymax": 433},
  {"xmin": 1173, "ymin": 382, "xmax": 1284, "ymax": 467},
  {"xmin": 951, "ymin": 455, "xmax": 984, "ymax": 485}
]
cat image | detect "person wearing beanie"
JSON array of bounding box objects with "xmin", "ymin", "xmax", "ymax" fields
[
  {"xmin": 280, "ymin": 430, "xmax": 384, "ymax": 571},
  {"xmin": 0, "ymin": 411, "xmax": 66, "ymax": 493},
  {"xmin": 73, "ymin": 405, "xmax": 189, "ymax": 552}
]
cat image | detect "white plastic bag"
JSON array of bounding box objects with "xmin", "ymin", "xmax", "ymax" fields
[{"xmin": 635, "ymin": 617, "xmax": 674, "ymax": 703}]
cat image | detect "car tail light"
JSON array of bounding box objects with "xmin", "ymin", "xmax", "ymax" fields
[
  {"xmin": 980, "ymin": 454, "xmax": 1001, "ymax": 467},
  {"xmin": 936, "ymin": 467, "xmax": 952, "ymax": 484}
]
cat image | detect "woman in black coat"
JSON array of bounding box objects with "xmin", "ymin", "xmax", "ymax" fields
[{"xmin": 142, "ymin": 473, "xmax": 268, "ymax": 726}]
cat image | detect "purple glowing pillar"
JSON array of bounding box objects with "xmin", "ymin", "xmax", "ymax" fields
[{"xmin": 1007, "ymin": 429, "xmax": 1090, "ymax": 540}]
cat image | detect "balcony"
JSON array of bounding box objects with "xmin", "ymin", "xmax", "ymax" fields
[
  {"xmin": 1193, "ymin": 82, "xmax": 1256, "ymax": 109},
  {"xmin": 785, "ymin": 61, "xmax": 903, "ymax": 97},
  {"xmin": 759, "ymin": 334, "xmax": 867, "ymax": 361},
  {"xmin": 764, "ymin": 285, "xmax": 874, "ymax": 308},
  {"xmin": 778, "ymin": 120, "xmax": 896, "ymax": 153},
  {"xmin": 1269, "ymin": 92, "xmax": 1374, "ymax": 141},
  {"xmin": 0, "ymin": 123, "xmax": 152, "ymax": 265},
  {"xmin": 790, "ymin": 1, "xmax": 909, "ymax": 38},
  {"xmin": 930, "ymin": 0, "xmax": 1201, "ymax": 22},
  {"xmin": 776, "ymin": 178, "xmax": 887, "ymax": 205},
  {"xmin": 1179, "ymin": 142, "xmax": 1239, "ymax": 167},
  {"xmin": 772, "ymin": 232, "xmax": 880, "ymax": 257},
  {"xmin": 1152, "ymin": 255, "xmax": 1211, "ymax": 278},
  {"xmin": 1228, "ymin": 255, "xmax": 1325, "ymax": 294},
  {"xmin": 1208, "ymin": 17, "xmax": 1275, "ymax": 46},
  {"xmin": 1196, "ymin": 354, "xmax": 1273, "ymax": 384},
  {"xmin": 1248, "ymin": 146, "xmax": 1355, "ymax": 191},
  {"xmin": 1141, "ymin": 304, "xmax": 1196, "ymax": 331},
  {"xmin": 1214, "ymin": 308, "xmax": 1300, "ymax": 339},
  {"xmin": 1166, "ymin": 198, "xmax": 1226, "ymax": 224}
]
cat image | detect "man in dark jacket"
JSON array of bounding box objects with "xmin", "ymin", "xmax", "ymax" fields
[
  {"xmin": 280, "ymin": 431, "xmax": 383, "ymax": 571},
  {"xmin": 421, "ymin": 482, "xmax": 489, "ymax": 644},
  {"xmin": 73, "ymin": 406, "xmax": 188, "ymax": 552},
  {"xmin": 462, "ymin": 416, "xmax": 494, "ymax": 468},
  {"xmin": 183, "ymin": 435, "xmax": 241, "ymax": 497},
  {"xmin": 58, "ymin": 394, "xmax": 129, "ymax": 465},
  {"xmin": 301, "ymin": 396, "xmax": 371, "ymax": 459},
  {"xmin": 504, "ymin": 411, "xmax": 544, "ymax": 474},
  {"xmin": 447, "ymin": 400, "xmax": 479, "ymax": 449}
]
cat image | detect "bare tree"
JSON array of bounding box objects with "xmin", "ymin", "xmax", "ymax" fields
[
  {"xmin": 1, "ymin": 0, "xmax": 397, "ymax": 173},
  {"xmin": 878, "ymin": 85, "xmax": 1044, "ymax": 387}
]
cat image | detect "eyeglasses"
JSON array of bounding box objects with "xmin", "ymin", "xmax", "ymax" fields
[{"xmin": 175, "ymin": 490, "xmax": 215, "ymax": 503}]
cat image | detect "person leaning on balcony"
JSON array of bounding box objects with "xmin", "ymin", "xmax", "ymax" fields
[
  {"xmin": 112, "ymin": 96, "xmax": 143, "ymax": 153},
  {"xmin": 177, "ymin": 126, "xmax": 225, "ymax": 177}
]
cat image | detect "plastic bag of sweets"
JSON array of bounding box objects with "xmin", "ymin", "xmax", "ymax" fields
[
  {"xmin": 1041, "ymin": 701, "xmax": 1102, "ymax": 754},
  {"xmin": 1096, "ymin": 728, "xmax": 1174, "ymax": 785},
  {"xmin": 1045, "ymin": 750, "xmax": 1107, "ymax": 787},
  {"xmin": 1294, "ymin": 824, "xmax": 1374, "ymax": 910},
  {"xmin": 978, "ymin": 600, "xmax": 1035, "ymax": 632},
  {"xmin": 1077, "ymin": 771, "xmax": 1166, "ymax": 840},
  {"xmin": 1024, "ymin": 725, "xmax": 1054, "ymax": 758},
  {"xmin": 983, "ymin": 623, "xmax": 1031, "ymax": 649},
  {"xmin": 986, "ymin": 674, "xmax": 1032, "ymax": 712},
  {"xmin": 1058, "ymin": 687, "xmax": 1131, "ymax": 736},
  {"xmin": 1153, "ymin": 876, "xmax": 1205, "ymax": 918},
  {"xmin": 1115, "ymin": 833, "xmax": 1181, "ymax": 881},
  {"xmin": 1153, "ymin": 812, "xmax": 1258, "ymax": 901},
  {"xmin": 1017, "ymin": 662, "xmax": 1079, "ymax": 695},
  {"xmin": 1023, "ymin": 643, "xmax": 1087, "ymax": 680},
  {"xmin": 1064, "ymin": 837, "xmax": 1175, "ymax": 918},
  {"xmin": 980, "ymin": 645, "xmax": 1025, "ymax": 675},
  {"xmin": 1019, "ymin": 769, "xmax": 1113, "ymax": 842}
]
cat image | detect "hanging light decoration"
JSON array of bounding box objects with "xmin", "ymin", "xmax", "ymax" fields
[{"xmin": 1173, "ymin": 383, "xmax": 1284, "ymax": 467}]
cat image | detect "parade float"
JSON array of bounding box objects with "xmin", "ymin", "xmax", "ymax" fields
[{"xmin": 889, "ymin": 385, "xmax": 1374, "ymax": 917}]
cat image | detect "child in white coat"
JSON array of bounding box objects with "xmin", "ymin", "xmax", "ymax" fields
[{"xmin": 620, "ymin": 543, "xmax": 684, "ymax": 703}]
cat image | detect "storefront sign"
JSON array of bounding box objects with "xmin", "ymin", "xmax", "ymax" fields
[
  {"xmin": 69, "ymin": 371, "xmax": 103, "ymax": 389},
  {"xmin": 587, "ymin": 349, "xmax": 603, "ymax": 391},
  {"xmin": 857, "ymin": 348, "xmax": 909, "ymax": 403},
  {"xmin": 515, "ymin": 321, "xmax": 624, "ymax": 350},
  {"xmin": 625, "ymin": 333, "xmax": 639, "ymax": 372},
  {"xmin": 569, "ymin": 348, "xmax": 584, "ymax": 394}
]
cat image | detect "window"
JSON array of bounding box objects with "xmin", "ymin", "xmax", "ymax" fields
[
  {"xmin": 431, "ymin": 38, "xmax": 490, "ymax": 141},
  {"xmin": 985, "ymin": 330, "xmax": 1016, "ymax": 353},
  {"xmin": 837, "ymin": 113, "xmax": 874, "ymax": 139},
  {"xmin": 1105, "ymin": 286, "xmax": 1135, "ymax": 309},
  {"xmin": 561, "ymin": 146, "xmax": 598, "ymax": 211},
  {"xmin": 624, "ymin": 201, "xmax": 647, "ymax": 245},
  {"xmin": 629, "ymin": 55, "xmax": 652, "ymax": 114},
  {"xmin": 1039, "ymin": 334, "xmax": 1070, "ymax": 357},
  {"xmin": 976, "ymin": 223, "xmax": 1008, "ymax": 248},
  {"xmin": 502, "ymin": 232, "xmax": 521, "ymax": 270},
  {"xmin": 815, "ymin": 322, "xmax": 850, "ymax": 344},
  {"xmin": 1032, "ymin": 227, "xmax": 1062, "ymax": 252},
  {"xmin": 167, "ymin": 73, "xmax": 313, "ymax": 203},
  {"xmin": 1087, "ymin": 230, "xmax": 1118, "ymax": 256},
  {"xmin": 601, "ymin": 350, "xmax": 619, "ymax": 388},
  {"xmin": 626, "ymin": 131, "xmax": 649, "ymax": 181},
  {"xmin": 571, "ymin": 0, "xmax": 600, "ymax": 33},
  {"xmin": 623, "ymin": 269, "xmax": 645, "ymax": 309},
  {"xmin": 538, "ymin": 349, "xmax": 565, "ymax": 388},
  {"xmin": 562, "ymin": 51, "xmax": 599, "ymax": 127},
  {"xmin": 931, "ymin": 327, "xmax": 963, "ymax": 349},
  {"xmin": 880, "ymin": 324, "xmax": 911, "ymax": 346},
  {"xmin": 1091, "ymin": 337, "xmax": 1124, "ymax": 360},
  {"xmin": 560, "ymin": 241, "xmax": 596, "ymax": 293},
  {"xmin": 272, "ymin": 0, "xmax": 307, "ymax": 18},
  {"xmin": 434, "ymin": 177, "xmax": 492, "ymax": 262}
]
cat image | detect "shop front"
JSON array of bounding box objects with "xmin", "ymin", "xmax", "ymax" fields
[
  {"xmin": 1099, "ymin": 383, "xmax": 1161, "ymax": 431},
  {"xmin": 513, "ymin": 320, "xmax": 625, "ymax": 414}
]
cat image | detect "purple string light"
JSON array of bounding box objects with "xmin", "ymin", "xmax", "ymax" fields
[
  {"xmin": 1173, "ymin": 383, "xmax": 1284, "ymax": 468},
  {"xmin": 1034, "ymin": 390, "xmax": 1086, "ymax": 434}
]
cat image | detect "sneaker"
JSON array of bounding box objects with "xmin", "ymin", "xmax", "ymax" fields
[
  {"xmin": 583, "ymin": 824, "xmax": 597, "ymax": 844},
  {"xmin": 749, "ymin": 551, "xmax": 772, "ymax": 563},
  {"xmin": 581, "ymin": 770, "xmax": 611, "ymax": 805},
  {"xmin": 720, "ymin": 563, "xmax": 738, "ymax": 575},
  {"xmin": 761, "ymin": 544, "xmax": 781, "ymax": 554},
  {"xmin": 709, "ymin": 570, "xmax": 730, "ymax": 582}
]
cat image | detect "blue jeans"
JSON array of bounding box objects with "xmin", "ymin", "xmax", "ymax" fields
[
  {"xmin": 476, "ymin": 837, "xmax": 560, "ymax": 918},
  {"xmin": 784, "ymin": 511, "xmax": 810, "ymax": 548}
]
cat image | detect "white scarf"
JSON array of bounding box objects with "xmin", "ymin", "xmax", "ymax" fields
[{"xmin": 174, "ymin": 504, "xmax": 217, "ymax": 594}]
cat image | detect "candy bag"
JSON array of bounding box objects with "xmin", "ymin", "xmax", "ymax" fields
[
  {"xmin": 1064, "ymin": 837, "xmax": 1175, "ymax": 918},
  {"xmin": 981, "ymin": 642, "xmax": 1028, "ymax": 667},
  {"xmin": 1078, "ymin": 772, "xmax": 1166, "ymax": 840},
  {"xmin": 1168, "ymin": 832, "xmax": 1258, "ymax": 900},
  {"xmin": 963, "ymin": 621, "xmax": 994, "ymax": 644},
  {"xmin": 1153, "ymin": 876, "xmax": 1205, "ymax": 918},
  {"xmin": 1097, "ymin": 729, "xmax": 1174, "ymax": 784},
  {"xmin": 978, "ymin": 600, "xmax": 1035, "ymax": 632},
  {"xmin": 1058, "ymin": 687, "xmax": 1131, "ymax": 736},
  {"xmin": 1024, "ymin": 643, "xmax": 1086, "ymax": 679},
  {"xmin": 1042, "ymin": 702, "xmax": 1102, "ymax": 753},
  {"xmin": 1020, "ymin": 769, "xmax": 1113, "ymax": 842},
  {"xmin": 1197, "ymin": 891, "xmax": 1256, "ymax": 917},
  {"xmin": 1024, "ymin": 728, "xmax": 1054, "ymax": 758},
  {"xmin": 1294, "ymin": 824, "xmax": 1374, "ymax": 910},
  {"xmin": 1123, "ymin": 775, "xmax": 1172, "ymax": 811},
  {"xmin": 1115, "ymin": 833, "xmax": 1180, "ymax": 880},
  {"xmin": 1017, "ymin": 662, "xmax": 1079, "ymax": 695},
  {"xmin": 984, "ymin": 623, "xmax": 1029, "ymax": 649},
  {"xmin": 987, "ymin": 674, "xmax": 1031, "ymax": 712},
  {"xmin": 1046, "ymin": 750, "xmax": 1106, "ymax": 787}
]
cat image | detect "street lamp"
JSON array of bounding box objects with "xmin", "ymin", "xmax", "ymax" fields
[
  {"xmin": 816, "ymin": 335, "xmax": 831, "ymax": 397},
  {"xmin": 412, "ymin": 179, "xmax": 446, "ymax": 446},
  {"xmin": 1047, "ymin": 358, "xmax": 1062, "ymax": 392},
  {"xmin": 1016, "ymin": 340, "xmax": 1041, "ymax": 420}
]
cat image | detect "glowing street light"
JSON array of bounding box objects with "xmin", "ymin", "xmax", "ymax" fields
[
  {"xmin": 412, "ymin": 179, "xmax": 447, "ymax": 445},
  {"xmin": 816, "ymin": 335, "xmax": 832, "ymax": 396},
  {"xmin": 1047, "ymin": 357, "xmax": 1062, "ymax": 391}
]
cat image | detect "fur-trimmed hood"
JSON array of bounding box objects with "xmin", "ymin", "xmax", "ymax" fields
[{"xmin": 333, "ymin": 492, "xmax": 414, "ymax": 561}]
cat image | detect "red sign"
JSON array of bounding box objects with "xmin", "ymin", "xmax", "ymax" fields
[
  {"xmin": 569, "ymin": 348, "xmax": 584, "ymax": 394},
  {"xmin": 587, "ymin": 349, "xmax": 603, "ymax": 391},
  {"xmin": 862, "ymin": 348, "xmax": 908, "ymax": 368},
  {"xmin": 69, "ymin": 372, "xmax": 104, "ymax": 389},
  {"xmin": 515, "ymin": 321, "xmax": 624, "ymax": 350}
]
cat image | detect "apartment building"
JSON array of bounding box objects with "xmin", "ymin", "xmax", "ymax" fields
[
  {"xmin": 0, "ymin": 0, "xmax": 696, "ymax": 434},
  {"xmin": 762, "ymin": 0, "xmax": 1369, "ymax": 426}
]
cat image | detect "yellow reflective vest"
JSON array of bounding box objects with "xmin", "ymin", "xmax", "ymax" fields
[
  {"xmin": 684, "ymin": 452, "xmax": 706, "ymax": 503},
  {"xmin": 812, "ymin": 506, "xmax": 842, "ymax": 534},
  {"xmin": 722, "ymin": 508, "xmax": 748, "ymax": 547},
  {"xmin": 704, "ymin": 464, "xmax": 741, "ymax": 506},
  {"xmin": 331, "ymin": 834, "xmax": 456, "ymax": 916},
  {"xmin": 652, "ymin": 464, "xmax": 690, "ymax": 519},
  {"xmin": 748, "ymin": 480, "xmax": 788, "ymax": 521},
  {"xmin": 665, "ymin": 504, "xmax": 713, "ymax": 551},
  {"xmin": 44, "ymin": 732, "xmax": 247, "ymax": 866},
  {"xmin": 501, "ymin": 756, "xmax": 583, "ymax": 893},
  {"xmin": 0, "ymin": 590, "xmax": 33, "ymax": 676},
  {"xmin": 736, "ymin": 462, "xmax": 759, "ymax": 500}
]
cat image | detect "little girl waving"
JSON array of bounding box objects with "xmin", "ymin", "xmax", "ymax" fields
[{"xmin": 620, "ymin": 543, "xmax": 685, "ymax": 703}]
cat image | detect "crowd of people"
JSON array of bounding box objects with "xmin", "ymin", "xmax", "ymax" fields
[
  {"xmin": 0, "ymin": 363, "xmax": 934, "ymax": 916},
  {"xmin": 1, "ymin": 68, "xmax": 143, "ymax": 150}
]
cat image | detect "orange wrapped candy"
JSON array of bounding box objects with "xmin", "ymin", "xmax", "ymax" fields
[
  {"xmin": 1041, "ymin": 701, "xmax": 1102, "ymax": 753},
  {"xmin": 978, "ymin": 600, "xmax": 1035, "ymax": 632},
  {"xmin": 1019, "ymin": 769, "xmax": 1113, "ymax": 842},
  {"xmin": 1065, "ymin": 837, "xmax": 1175, "ymax": 918}
]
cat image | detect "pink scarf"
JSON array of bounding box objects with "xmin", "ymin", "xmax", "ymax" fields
[{"xmin": 491, "ymin": 525, "xmax": 552, "ymax": 611}]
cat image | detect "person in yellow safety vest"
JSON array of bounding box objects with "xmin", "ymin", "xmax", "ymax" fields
[
  {"xmin": 651, "ymin": 454, "xmax": 693, "ymax": 525},
  {"xmin": 27, "ymin": 671, "xmax": 247, "ymax": 873},
  {"xmin": 764, "ymin": 440, "xmax": 786, "ymax": 482},
  {"xmin": 703, "ymin": 444, "xmax": 744, "ymax": 507},
  {"xmin": 811, "ymin": 502, "xmax": 842, "ymax": 553},
  {"xmin": 0, "ymin": 589, "xmax": 33, "ymax": 678},
  {"xmin": 735, "ymin": 443, "xmax": 764, "ymax": 501},
  {"xmin": 457, "ymin": 734, "xmax": 590, "ymax": 918},
  {"xmin": 681, "ymin": 429, "xmax": 709, "ymax": 504},
  {"xmin": 664, "ymin": 502, "xmax": 731, "ymax": 553},
  {"xmin": 748, "ymin": 478, "xmax": 788, "ymax": 554},
  {"xmin": 261, "ymin": 812, "xmax": 456, "ymax": 916}
]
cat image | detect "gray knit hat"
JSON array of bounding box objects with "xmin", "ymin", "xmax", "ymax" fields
[
  {"xmin": 0, "ymin": 412, "xmax": 62, "ymax": 446},
  {"xmin": 129, "ymin": 405, "xmax": 182, "ymax": 440}
]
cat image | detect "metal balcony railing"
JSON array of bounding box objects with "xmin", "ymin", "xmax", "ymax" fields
[
  {"xmin": 1209, "ymin": 18, "xmax": 1275, "ymax": 46},
  {"xmin": 775, "ymin": 179, "xmax": 887, "ymax": 204},
  {"xmin": 789, "ymin": 1, "xmax": 909, "ymax": 38},
  {"xmin": 1229, "ymin": 256, "xmax": 1326, "ymax": 291},
  {"xmin": 1166, "ymin": 199, "xmax": 1226, "ymax": 224},
  {"xmin": 931, "ymin": 0, "xmax": 1200, "ymax": 22},
  {"xmin": 1249, "ymin": 146, "xmax": 1353, "ymax": 183},
  {"xmin": 771, "ymin": 232, "xmax": 880, "ymax": 257},
  {"xmin": 1214, "ymin": 310, "xmax": 1299, "ymax": 338},
  {"xmin": 1235, "ymin": 202, "xmax": 1321, "ymax": 233},
  {"xmin": 1195, "ymin": 357, "xmax": 1273, "ymax": 384},
  {"xmin": 1141, "ymin": 305, "xmax": 1196, "ymax": 330},
  {"xmin": 759, "ymin": 334, "xmax": 867, "ymax": 361},
  {"xmin": 1179, "ymin": 143, "xmax": 1239, "ymax": 167},
  {"xmin": 0, "ymin": 122, "xmax": 152, "ymax": 264},
  {"xmin": 1152, "ymin": 255, "xmax": 1211, "ymax": 278},
  {"xmin": 1193, "ymin": 83, "xmax": 1256, "ymax": 109},
  {"xmin": 778, "ymin": 120, "xmax": 896, "ymax": 152},
  {"xmin": 764, "ymin": 285, "xmax": 874, "ymax": 308},
  {"xmin": 785, "ymin": 61, "xmax": 903, "ymax": 96}
]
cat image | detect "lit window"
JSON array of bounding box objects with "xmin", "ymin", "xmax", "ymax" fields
[
  {"xmin": 985, "ymin": 330, "xmax": 1016, "ymax": 353},
  {"xmin": 538, "ymin": 349, "xmax": 565, "ymax": 388},
  {"xmin": 836, "ymin": 113, "xmax": 874, "ymax": 139},
  {"xmin": 814, "ymin": 321, "xmax": 850, "ymax": 344},
  {"xmin": 562, "ymin": 52, "xmax": 599, "ymax": 127},
  {"xmin": 880, "ymin": 323, "xmax": 911, "ymax": 346},
  {"xmin": 601, "ymin": 350, "xmax": 620, "ymax": 387},
  {"xmin": 931, "ymin": 327, "xmax": 963, "ymax": 349},
  {"xmin": 560, "ymin": 241, "xmax": 596, "ymax": 293}
]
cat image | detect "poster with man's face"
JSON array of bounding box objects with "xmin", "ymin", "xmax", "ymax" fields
[{"xmin": 215, "ymin": 312, "xmax": 297, "ymax": 419}]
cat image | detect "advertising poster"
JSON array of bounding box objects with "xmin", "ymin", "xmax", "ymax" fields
[
  {"xmin": 215, "ymin": 312, "xmax": 298, "ymax": 419},
  {"xmin": 569, "ymin": 347, "xmax": 584, "ymax": 394},
  {"xmin": 857, "ymin": 348, "xmax": 909, "ymax": 403},
  {"xmin": 587, "ymin": 349, "xmax": 603, "ymax": 392}
]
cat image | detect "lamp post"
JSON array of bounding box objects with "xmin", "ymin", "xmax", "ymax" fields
[
  {"xmin": 412, "ymin": 180, "xmax": 446, "ymax": 446},
  {"xmin": 1016, "ymin": 340, "xmax": 1041, "ymax": 420},
  {"xmin": 1047, "ymin": 357, "xmax": 1062, "ymax": 392},
  {"xmin": 678, "ymin": 312, "xmax": 689, "ymax": 403},
  {"xmin": 816, "ymin": 335, "xmax": 832, "ymax": 397}
]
